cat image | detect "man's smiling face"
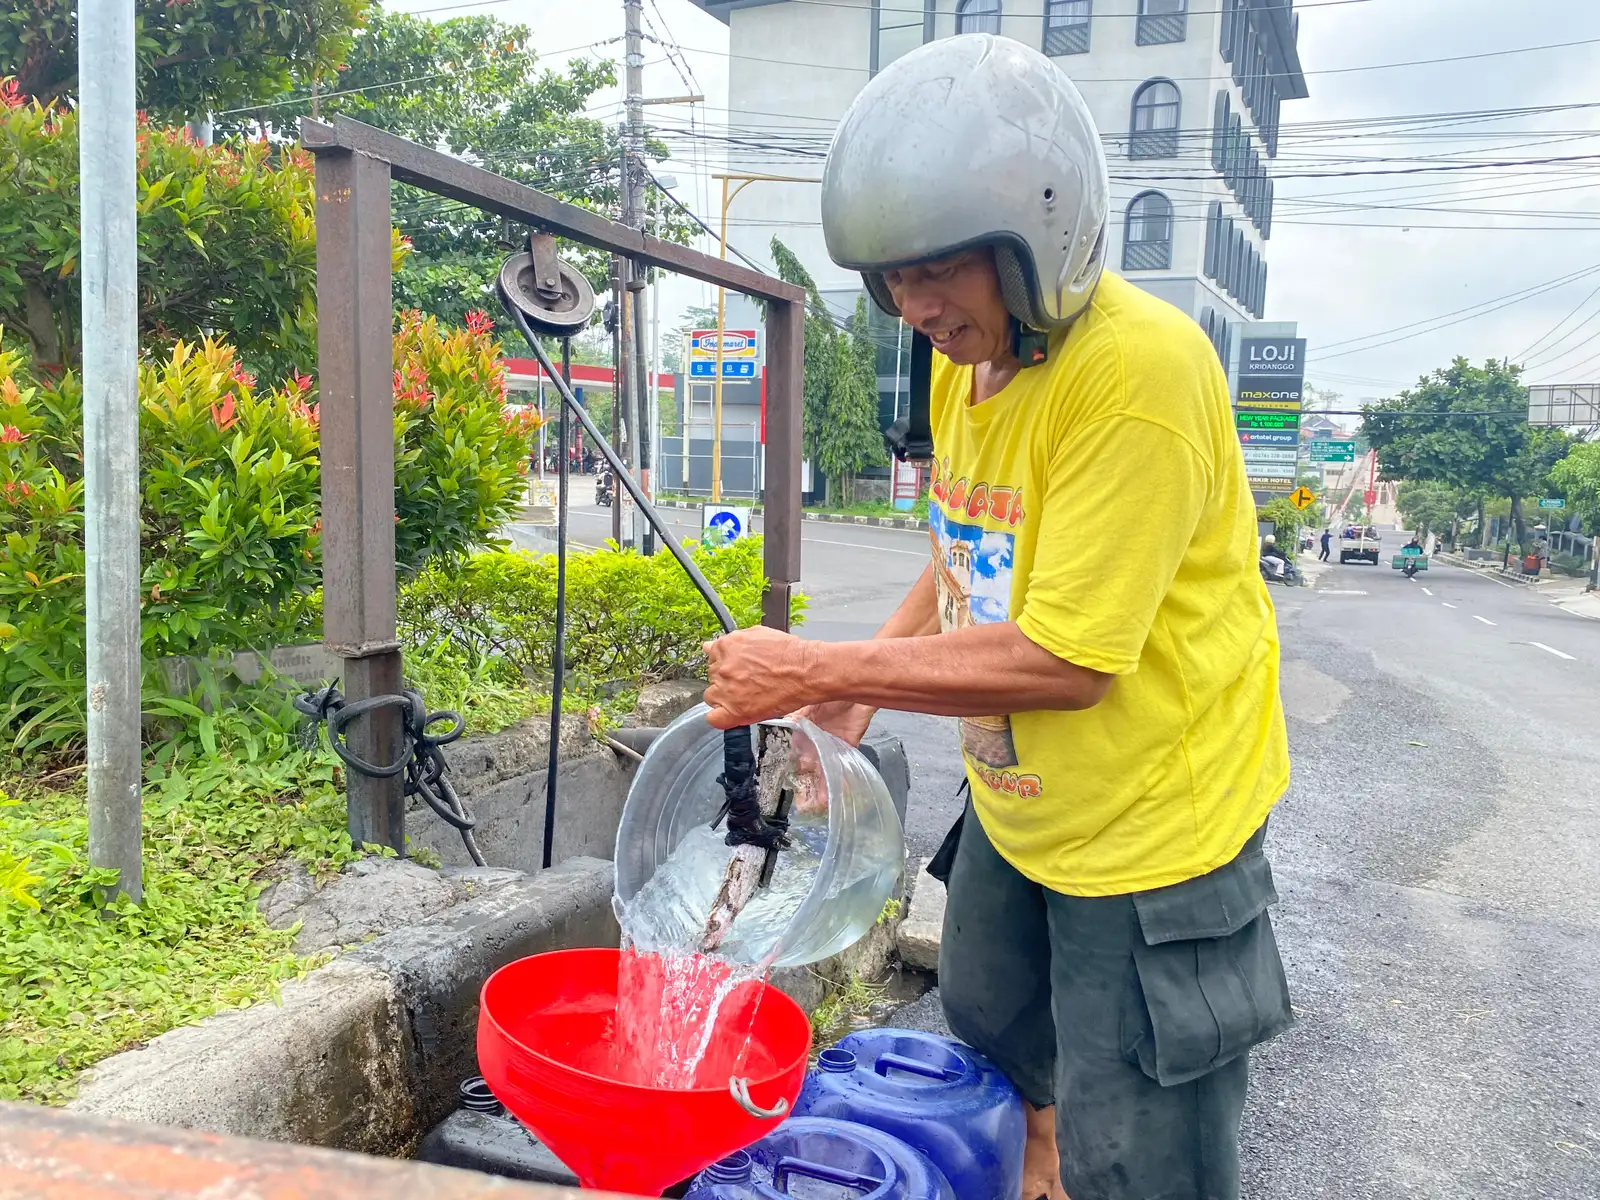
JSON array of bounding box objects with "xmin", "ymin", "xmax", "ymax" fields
[{"xmin": 884, "ymin": 248, "xmax": 1013, "ymax": 366}]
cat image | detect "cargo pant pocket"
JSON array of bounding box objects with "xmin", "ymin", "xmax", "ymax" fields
[{"xmin": 1121, "ymin": 829, "xmax": 1294, "ymax": 1087}]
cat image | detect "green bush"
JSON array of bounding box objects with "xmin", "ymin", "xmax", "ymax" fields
[
  {"xmin": 0, "ymin": 317, "xmax": 538, "ymax": 756},
  {"xmin": 399, "ymin": 536, "xmax": 804, "ymax": 691}
]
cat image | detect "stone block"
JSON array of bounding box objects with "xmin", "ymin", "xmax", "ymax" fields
[{"xmin": 898, "ymin": 860, "xmax": 945, "ymax": 973}]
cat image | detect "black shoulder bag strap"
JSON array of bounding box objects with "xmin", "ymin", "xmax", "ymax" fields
[{"xmin": 885, "ymin": 331, "xmax": 935, "ymax": 463}]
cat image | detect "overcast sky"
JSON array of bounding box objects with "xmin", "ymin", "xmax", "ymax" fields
[{"xmin": 394, "ymin": 0, "xmax": 1600, "ymax": 403}]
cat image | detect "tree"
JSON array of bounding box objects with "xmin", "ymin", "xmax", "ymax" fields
[
  {"xmin": 240, "ymin": 9, "xmax": 695, "ymax": 332},
  {"xmin": 1547, "ymin": 442, "xmax": 1600, "ymax": 534},
  {"xmin": 769, "ymin": 238, "xmax": 841, "ymax": 470},
  {"xmin": 815, "ymin": 296, "xmax": 886, "ymax": 504},
  {"xmin": 0, "ymin": 102, "xmax": 346, "ymax": 377},
  {"xmin": 1395, "ymin": 480, "xmax": 1473, "ymax": 540},
  {"xmin": 1361, "ymin": 358, "xmax": 1570, "ymax": 549},
  {"xmin": 662, "ymin": 304, "xmax": 717, "ymax": 374},
  {"xmin": 1, "ymin": 0, "xmax": 364, "ymax": 121}
]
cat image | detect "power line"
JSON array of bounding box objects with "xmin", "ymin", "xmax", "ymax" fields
[{"xmin": 642, "ymin": 31, "xmax": 1600, "ymax": 85}]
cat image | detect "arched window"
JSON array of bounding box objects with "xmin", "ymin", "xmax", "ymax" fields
[
  {"xmin": 956, "ymin": 0, "xmax": 1002, "ymax": 35},
  {"xmin": 1044, "ymin": 0, "xmax": 1091, "ymax": 56},
  {"xmin": 1137, "ymin": 0, "xmax": 1187, "ymax": 45},
  {"xmin": 1122, "ymin": 191, "xmax": 1172, "ymax": 271},
  {"xmin": 1130, "ymin": 79, "xmax": 1180, "ymax": 158}
]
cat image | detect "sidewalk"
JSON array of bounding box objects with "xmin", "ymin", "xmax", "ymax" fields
[{"xmin": 1536, "ymin": 574, "xmax": 1600, "ymax": 621}]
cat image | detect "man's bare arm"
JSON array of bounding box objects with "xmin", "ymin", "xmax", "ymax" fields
[{"xmin": 704, "ymin": 619, "xmax": 1111, "ymax": 730}]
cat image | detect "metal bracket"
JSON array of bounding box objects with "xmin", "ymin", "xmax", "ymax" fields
[{"xmin": 529, "ymin": 231, "xmax": 564, "ymax": 302}]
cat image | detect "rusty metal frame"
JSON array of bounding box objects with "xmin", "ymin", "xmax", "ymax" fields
[{"xmin": 302, "ymin": 116, "xmax": 805, "ymax": 853}]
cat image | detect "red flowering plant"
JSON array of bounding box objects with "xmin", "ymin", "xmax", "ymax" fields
[
  {"xmin": 2, "ymin": 315, "xmax": 543, "ymax": 755},
  {"xmin": 390, "ymin": 310, "xmax": 547, "ymax": 574}
]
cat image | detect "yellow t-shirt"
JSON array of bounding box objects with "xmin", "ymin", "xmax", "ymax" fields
[{"xmin": 927, "ymin": 271, "xmax": 1289, "ymax": 896}]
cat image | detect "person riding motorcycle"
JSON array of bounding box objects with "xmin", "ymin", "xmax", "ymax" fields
[{"xmin": 1259, "ymin": 534, "xmax": 1297, "ymax": 585}]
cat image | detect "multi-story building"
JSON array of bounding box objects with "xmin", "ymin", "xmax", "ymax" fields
[{"xmin": 687, "ymin": 0, "xmax": 1307, "ymax": 375}]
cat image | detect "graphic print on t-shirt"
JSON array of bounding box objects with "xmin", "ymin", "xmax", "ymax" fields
[{"xmin": 929, "ymin": 503, "xmax": 1019, "ymax": 768}]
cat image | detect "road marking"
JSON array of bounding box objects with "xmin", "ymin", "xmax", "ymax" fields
[
  {"xmin": 1473, "ymin": 615, "xmax": 1496, "ymax": 626},
  {"xmin": 1322, "ymin": 589, "xmax": 1368, "ymax": 595},
  {"xmin": 1421, "ymin": 586, "xmax": 1433, "ymax": 595},
  {"xmin": 804, "ymin": 536, "xmax": 928, "ymax": 556},
  {"xmin": 1530, "ymin": 641, "xmax": 1576, "ymax": 660},
  {"xmin": 1443, "ymin": 602, "xmax": 1458, "ymax": 609}
]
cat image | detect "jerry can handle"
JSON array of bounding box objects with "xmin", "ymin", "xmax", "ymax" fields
[
  {"xmin": 773, "ymin": 1156, "xmax": 885, "ymax": 1195},
  {"xmin": 874, "ymin": 1052, "xmax": 962, "ymax": 1082}
]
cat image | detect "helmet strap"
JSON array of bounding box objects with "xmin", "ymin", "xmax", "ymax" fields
[{"xmin": 1011, "ymin": 319, "xmax": 1050, "ymax": 367}]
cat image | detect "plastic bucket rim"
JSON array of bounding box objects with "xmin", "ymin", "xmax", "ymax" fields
[{"xmin": 477, "ymin": 947, "xmax": 810, "ymax": 1100}]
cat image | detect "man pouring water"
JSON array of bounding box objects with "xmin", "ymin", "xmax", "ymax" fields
[{"xmin": 702, "ymin": 34, "xmax": 1293, "ymax": 1200}]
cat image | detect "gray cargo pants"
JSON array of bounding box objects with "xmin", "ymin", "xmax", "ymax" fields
[{"xmin": 939, "ymin": 807, "xmax": 1292, "ymax": 1200}]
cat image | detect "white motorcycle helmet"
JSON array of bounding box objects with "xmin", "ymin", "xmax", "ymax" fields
[{"xmin": 822, "ymin": 33, "xmax": 1110, "ymax": 338}]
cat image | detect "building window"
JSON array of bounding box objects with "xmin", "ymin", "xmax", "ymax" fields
[
  {"xmin": 1136, "ymin": 0, "xmax": 1187, "ymax": 46},
  {"xmin": 1044, "ymin": 0, "xmax": 1090, "ymax": 56},
  {"xmin": 1130, "ymin": 79, "xmax": 1180, "ymax": 158},
  {"xmin": 1220, "ymin": 0, "xmax": 1238, "ymax": 60},
  {"xmin": 1122, "ymin": 191, "xmax": 1172, "ymax": 271},
  {"xmin": 872, "ymin": 0, "xmax": 933, "ymax": 72},
  {"xmin": 1204, "ymin": 200, "xmax": 1223, "ymax": 277},
  {"xmin": 1211, "ymin": 90, "xmax": 1230, "ymax": 172},
  {"xmin": 956, "ymin": 0, "xmax": 1001, "ymax": 35}
]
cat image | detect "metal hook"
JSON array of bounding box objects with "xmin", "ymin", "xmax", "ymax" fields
[{"xmin": 728, "ymin": 1076, "xmax": 789, "ymax": 1120}]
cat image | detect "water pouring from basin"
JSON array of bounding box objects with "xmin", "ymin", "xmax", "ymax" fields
[{"xmin": 477, "ymin": 948, "xmax": 811, "ymax": 1196}]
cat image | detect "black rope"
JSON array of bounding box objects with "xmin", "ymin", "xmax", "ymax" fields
[
  {"xmin": 294, "ymin": 685, "xmax": 486, "ymax": 867},
  {"xmin": 711, "ymin": 726, "xmax": 791, "ymax": 853}
]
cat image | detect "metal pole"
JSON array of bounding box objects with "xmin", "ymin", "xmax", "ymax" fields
[
  {"xmin": 81, "ymin": 0, "xmax": 142, "ymax": 902},
  {"xmin": 313, "ymin": 146, "xmax": 404, "ymax": 856},
  {"xmin": 611, "ymin": 264, "xmax": 624, "ymax": 546},
  {"xmin": 542, "ymin": 339, "xmax": 571, "ymax": 871},
  {"xmin": 632, "ymin": 269, "xmax": 652, "ymax": 554},
  {"xmin": 618, "ymin": 257, "xmax": 638, "ymax": 550},
  {"xmin": 713, "ymin": 175, "xmax": 730, "ymax": 502},
  {"xmin": 650, "ymin": 276, "xmax": 662, "ymax": 505}
]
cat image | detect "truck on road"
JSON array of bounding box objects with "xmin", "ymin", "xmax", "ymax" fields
[{"xmin": 1339, "ymin": 526, "xmax": 1382, "ymax": 565}]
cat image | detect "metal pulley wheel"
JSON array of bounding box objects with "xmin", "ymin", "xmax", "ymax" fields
[{"xmin": 498, "ymin": 233, "xmax": 596, "ymax": 337}]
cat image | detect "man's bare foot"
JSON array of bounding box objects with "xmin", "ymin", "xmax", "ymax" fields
[{"xmin": 1021, "ymin": 1102, "xmax": 1069, "ymax": 1200}]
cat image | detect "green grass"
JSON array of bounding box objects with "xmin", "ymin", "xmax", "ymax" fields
[
  {"xmin": 0, "ymin": 704, "xmax": 361, "ymax": 1105},
  {"xmin": 809, "ymin": 971, "xmax": 886, "ymax": 1043}
]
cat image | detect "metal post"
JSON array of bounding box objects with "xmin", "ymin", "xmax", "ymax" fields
[
  {"xmin": 650, "ymin": 276, "xmax": 662, "ymax": 505},
  {"xmin": 81, "ymin": 0, "xmax": 142, "ymax": 902},
  {"xmin": 314, "ymin": 147, "xmax": 404, "ymax": 855},
  {"xmin": 618, "ymin": 260, "xmax": 640, "ymax": 550},
  {"xmin": 762, "ymin": 297, "xmax": 804, "ymax": 631},
  {"xmin": 713, "ymin": 175, "xmax": 730, "ymax": 502},
  {"xmin": 543, "ymin": 340, "xmax": 571, "ymax": 872},
  {"xmin": 610, "ymin": 264, "xmax": 624, "ymax": 546},
  {"xmin": 632, "ymin": 268, "xmax": 652, "ymax": 554}
]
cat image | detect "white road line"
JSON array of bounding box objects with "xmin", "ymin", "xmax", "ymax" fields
[
  {"xmin": 1530, "ymin": 641, "xmax": 1576, "ymax": 660},
  {"xmin": 1322, "ymin": 589, "xmax": 1368, "ymax": 595},
  {"xmin": 805, "ymin": 536, "xmax": 928, "ymax": 556},
  {"xmin": 1421, "ymin": 586, "xmax": 1433, "ymax": 595},
  {"xmin": 1473, "ymin": 615, "xmax": 1497, "ymax": 626},
  {"xmin": 1442, "ymin": 602, "xmax": 1458, "ymax": 609}
]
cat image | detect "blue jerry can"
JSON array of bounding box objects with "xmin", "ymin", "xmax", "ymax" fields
[
  {"xmin": 793, "ymin": 1029, "xmax": 1024, "ymax": 1200},
  {"xmin": 686, "ymin": 1117, "xmax": 951, "ymax": 1199}
]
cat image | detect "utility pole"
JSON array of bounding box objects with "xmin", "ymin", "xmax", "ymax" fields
[
  {"xmin": 622, "ymin": 0, "xmax": 652, "ymax": 553},
  {"xmin": 81, "ymin": 0, "xmax": 143, "ymax": 902}
]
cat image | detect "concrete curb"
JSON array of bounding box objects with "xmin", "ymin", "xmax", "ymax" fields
[
  {"xmin": 897, "ymin": 859, "xmax": 944, "ymax": 973},
  {"xmin": 654, "ymin": 498, "xmax": 929, "ymax": 532},
  {"xmin": 70, "ymin": 858, "xmax": 618, "ymax": 1157}
]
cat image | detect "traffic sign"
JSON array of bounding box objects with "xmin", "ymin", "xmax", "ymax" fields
[
  {"xmin": 1363, "ymin": 489, "xmax": 1377, "ymax": 505},
  {"xmin": 1307, "ymin": 440, "xmax": 1356, "ymax": 464},
  {"xmin": 1289, "ymin": 486, "xmax": 1316, "ymax": 510},
  {"xmin": 702, "ymin": 503, "xmax": 751, "ymax": 545},
  {"xmin": 1538, "ymin": 497, "xmax": 1566, "ymax": 509}
]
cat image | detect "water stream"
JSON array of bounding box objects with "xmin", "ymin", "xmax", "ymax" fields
[{"xmin": 612, "ymin": 819, "xmax": 826, "ymax": 1089}]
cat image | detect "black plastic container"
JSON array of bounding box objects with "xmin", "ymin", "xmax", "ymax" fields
[
  {"xmin": 416, "ymin": 1076, "xmax": 693, "ymax": 1197},
  {"xmin": 415, "ymin": 1076, "xmax": 579, "ymax": 1187}
]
